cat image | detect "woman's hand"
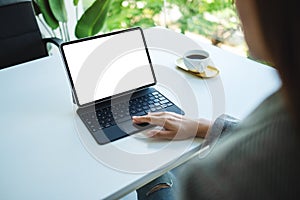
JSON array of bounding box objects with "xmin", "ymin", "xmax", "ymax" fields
[{"xmin": 132, "ymin": 112, "xmax": 211, "ymax": 140}]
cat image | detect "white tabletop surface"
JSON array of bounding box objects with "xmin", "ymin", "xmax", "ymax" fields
[{"xmin": 0, "ymin": 27, "xmax": 281, "ymax": 200}]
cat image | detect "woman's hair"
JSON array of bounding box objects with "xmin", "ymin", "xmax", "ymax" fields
[{"xmin": 253, "ymin": 0, "xmax": 300, "ymax": 123}]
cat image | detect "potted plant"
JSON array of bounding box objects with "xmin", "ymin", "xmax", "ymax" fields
[{"xmin": 33, "ymin": 0, "xmax": 111, "ymax": 41}]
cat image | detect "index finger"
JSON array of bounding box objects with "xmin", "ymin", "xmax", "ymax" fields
[
  {"xmin": 132, "ymin": 115, "xmax": 166, "ymax": 126},
  {"xmin": 132, "ymin": 115, "xmax": 151, "ymax": 123}
]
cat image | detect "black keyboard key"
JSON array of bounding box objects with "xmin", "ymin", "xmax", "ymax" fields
[
  {"xmin": 155, "ymin": 106, "xmax": 162, "ymax": 110},
  {"xmin": 167, "ymin": 102, "xmax": 173, "ymax": 106},
  {"xmin": 160, "ymin": 99, "xmax": 169, "ymax": 104},
  {"xmin": 134, "ymin": 111, "xmax": 146, "ymax": 116},
  {"xmin": 81, "ymin": 90, "xmax": 176, "ymax": 131},
  {"xmin": 161, "ymin": 104, "xmax": 168, "ymax": 108},
  {"xmin": 150, "ymin": 108, "xmax": 156, "ymax": 112}
]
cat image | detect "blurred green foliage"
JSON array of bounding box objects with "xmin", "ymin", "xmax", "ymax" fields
[
  {"xmin": 105, "ymin": 0, "xmax": 163, "ymax": 31},
  {"xmin": 35, "ymin": 0, "xmax": 240, "ymax": 45},
  {"xmin": 104, "ymin": 0, "xmax": 240, "ymax": 44}
]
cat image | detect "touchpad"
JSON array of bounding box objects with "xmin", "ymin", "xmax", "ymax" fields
[{"xmin": 118, "ymin": 120, "xmax": 152, "ymax": 134}]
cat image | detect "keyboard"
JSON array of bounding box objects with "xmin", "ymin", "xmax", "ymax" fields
[{"xmin": 79, "ymin": 90, "xmax": 175, "ymax": 133}]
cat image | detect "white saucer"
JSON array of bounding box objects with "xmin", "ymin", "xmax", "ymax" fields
[{"xmin": 175, "ymin": 58, "xmax": 219, "ymax": 78}]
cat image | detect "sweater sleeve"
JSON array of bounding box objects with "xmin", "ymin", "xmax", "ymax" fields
[
  {"xmin": 200, "ymin": 114, "xmax": 240, "ymax": 155},
  {"xmin": 180, "ymin": 114, "xmax": 242, "ymax": 200}
]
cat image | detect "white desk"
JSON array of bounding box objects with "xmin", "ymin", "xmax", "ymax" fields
[{"xmin": 0, "ymin": 27, "xmax": 281, "ymax": 200}]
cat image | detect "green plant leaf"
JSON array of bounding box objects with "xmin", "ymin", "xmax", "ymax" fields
[
  {"xmin": 36, "ymin": 0, "xmax": 59, "ymax": 29},
  {"xmin": 82, "ymin": 0, "xmax": 96, "ymax": 11},
  {"xmin": 49, "ymin": 0, "xmax": 68, "ymax": 22},
  {"xmin": 75, "ymin": 0, "xmax": 111, "ymax": 38},
  {"xmin": 73, "ymin": 0, "xmax": 80, "ymax": 6}
]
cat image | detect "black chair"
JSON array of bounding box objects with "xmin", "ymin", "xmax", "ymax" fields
[{"xmin": 0, "ymin": 0, "xmax": 62, "ymax": 70}]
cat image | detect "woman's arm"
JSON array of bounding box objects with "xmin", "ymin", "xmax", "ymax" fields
[{"xmin": 132, "ymin": 112, "xmax": 240, "ymax": 140}]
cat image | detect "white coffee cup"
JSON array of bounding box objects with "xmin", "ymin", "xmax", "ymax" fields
[{"xmin": 183, "ymin": 49, "xmax": 210, "ymax": 73}]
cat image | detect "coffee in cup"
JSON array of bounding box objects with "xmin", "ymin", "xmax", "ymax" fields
[{"xmin": 183, "ymin": 50, "xmax": 210, "ymax": 73}]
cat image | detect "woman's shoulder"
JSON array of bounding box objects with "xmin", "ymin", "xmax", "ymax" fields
[{"xmin": 240, "ymin": 89, "xmax": 288, "ymax": 129}]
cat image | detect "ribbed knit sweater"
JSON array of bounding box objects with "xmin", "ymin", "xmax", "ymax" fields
[{"xmin": 182, "ymin": 90, "xmax": 300, "ymax": 199}]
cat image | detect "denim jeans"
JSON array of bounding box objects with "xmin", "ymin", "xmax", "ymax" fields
[{"xmin": 136, "ymin": 171, "xmax": 179, "ymax": 200}]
